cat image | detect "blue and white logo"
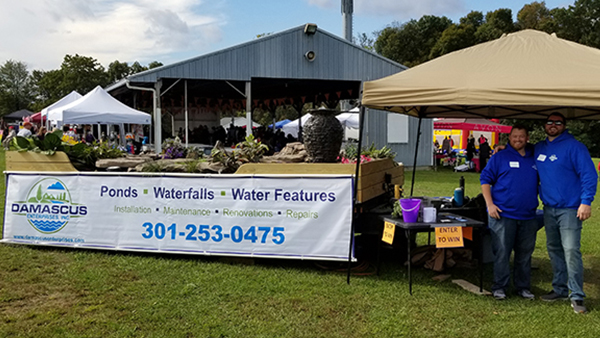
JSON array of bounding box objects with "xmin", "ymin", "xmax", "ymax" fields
[{"xmin": 11, "ymin": 178, "xmax": 87, "ymax": 234}]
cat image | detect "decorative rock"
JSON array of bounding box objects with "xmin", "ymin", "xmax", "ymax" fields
[{"xmin": 96, "ymin": 157, "xmax": 153, "ymax": 168}]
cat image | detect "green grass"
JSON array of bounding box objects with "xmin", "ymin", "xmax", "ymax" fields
[{"xmin": 2, "ymin": 151, "xmax": 600, "ymax": 337}]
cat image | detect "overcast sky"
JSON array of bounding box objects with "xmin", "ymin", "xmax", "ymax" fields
[{"xmin": 0, "ymin": 0, "xmax": 570, "ymax": 71}]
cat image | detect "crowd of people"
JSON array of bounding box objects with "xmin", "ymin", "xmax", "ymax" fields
[
  {"xmin": 2, "ymin": 118, "xmax": 300, "ymax": 156},
  {"xmin": 480, "ymin": 112, "xmax": 597, "ymax": 314},
  {"xmin": 174, "ymin": 124, "xmax": 298, "ymax": 154},
  {"xmin": 1, "ymin": 121, "xmax": 124, "ymax": 150},
  {"xmin": 434, "ymin": 134, "xmax": 492, "ymax": 172}
]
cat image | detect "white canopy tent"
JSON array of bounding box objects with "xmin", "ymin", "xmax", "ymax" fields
[
  {"xmin": 48, "ymin": 86, "xmax": 151, "ymax": 125},
  {"xmin": 281, "ymin": 114, "xmax": 313, "ymax": 138},
  {"xmin": 41, "ymin": 91, "xmax": 83, "ymax": 128},
  {"xmin": 281, "ymin": 110, "xmax": 361, "ymax": 139},
  {"xmin": 336, "ymin": 107, "xmax": 360, "ymax": 129},
  {"xmin": 219, "ymin": 117, "xmax": 261, "ymax": 129}
]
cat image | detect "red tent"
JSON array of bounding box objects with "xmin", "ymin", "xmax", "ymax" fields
[
  {"xmin": 434, "ymin": 118, "xmax": 512, "ymax": 133},
  {"xmin": 24, "ymin": 112, "xmax": 46, "ymax": 124},
  {"xmin": 434, "ymin": 118, "xmax": 511, "ymax": 148}
]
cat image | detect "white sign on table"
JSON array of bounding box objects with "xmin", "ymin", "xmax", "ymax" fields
[{"xmin": 2, "ymin": 173, "xmax": 354, "ymax": 261}]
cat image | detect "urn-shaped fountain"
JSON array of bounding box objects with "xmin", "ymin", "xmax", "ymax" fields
[{"xmin": 302, "ymin": 109, "xmax": 344, "ymax": 162}]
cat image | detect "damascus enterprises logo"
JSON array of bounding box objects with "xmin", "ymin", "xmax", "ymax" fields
[{"xmin": 11, "ymin": 178, "xmax": 87, "ymax": 234}]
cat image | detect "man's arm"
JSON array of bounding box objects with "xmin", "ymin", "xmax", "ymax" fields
[
  {"xmin": 481, "ymin": 184, "xmax": 502, "ymax": 219},
  {"xmin": 574, "ymin": 143, "xmax": 598, "ymax": 221}
]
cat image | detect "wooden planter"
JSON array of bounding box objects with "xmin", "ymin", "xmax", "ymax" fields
[
  {"xmin": 5, "ymin": 151, "xmax": 77, "ymax": 172},
  {"xmin": 235, "ymin": 158, "xmax": 404, "ymax": 203}
]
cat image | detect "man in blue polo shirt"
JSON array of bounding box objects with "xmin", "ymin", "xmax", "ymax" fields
[{"xmin": 480, "ymin": 126, "xmax": 539, "ymax": 300}]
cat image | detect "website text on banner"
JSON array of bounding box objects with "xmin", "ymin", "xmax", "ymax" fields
[{"xmin": 3, "ymin": 174, "xmax": 354, "ymax": 261}]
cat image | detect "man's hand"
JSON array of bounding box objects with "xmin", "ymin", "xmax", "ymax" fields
[
  {"xmin": 487, "ymin": 204, "xmax": 503, "ymax": 219},
  {"xmin": 493, "ymin": 145, "xmax": 506, "ymax": 155},
  {"xmin": 577, "ymin": 204, "xmax": 592, "ymax": 221}
]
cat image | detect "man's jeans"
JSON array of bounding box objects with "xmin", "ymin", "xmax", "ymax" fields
[
  {"xmin": 489, "ymin": 216, "xmax": 538, "ymax": 292},
  {"xmin": 544, "ymin": 206, "xmax": 585, "ymax": 300}
]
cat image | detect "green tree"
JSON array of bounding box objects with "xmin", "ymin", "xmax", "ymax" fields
[
  {"xmin": 129, "ymin": 61, "xmax": 147, "ymax": 74},
  {"xmin": 0, "ymin": 60, "xmax": 34, "ymax": 115},
  {"xmin": 58, "ymin": 54, "xmax": 109, "ymax": 96},
  {"xmin": 459, "ymin": 11, "xmax": 485, "ymax": 28},
  {"xmin": 107, "ymin": 60, "xmax": 131, "ymax": 83},
  {"xmin": 36, "ymin": 185, "xmax": 43, "ymax": 201},
  {"xmin": 30, "ymin": 69, "xmax": 64, "ymax": 112},
  {"xmin": 554, "ymin": 0, "xmax": 600, "ymax": 48},
  {"xmin": 148, "ymin": 61, "xmax": 163, "ymax": 69},
  {"xmin": 517, "ymin": 1, "xmax": 556, "ymax": 32},
  {"xmin": 355, "ymin": 32, "xmax": 376, "ymax": 51},
  {"xmin": 374, "ymin": 15, "xmax": 453, "ymax": 67},
  {"xmin": 475, "ymin": 9, "xmax": 516, "ymax": 43},
  {"xmin": 429, "ymin": 12, "xmax": 483, "ymax": 59}
]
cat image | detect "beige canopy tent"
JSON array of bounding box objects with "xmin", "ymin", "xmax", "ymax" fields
[
  {"xmin": 344, "ymin": 30, "xmax": 600, "ymax": 280},
  {"xmin": 362, "ymin": 29, "xmax": 600, "ymax": 120},
  {"xmin": 357, "ymin": 29, "xmax": 600, "ymax": 197}
]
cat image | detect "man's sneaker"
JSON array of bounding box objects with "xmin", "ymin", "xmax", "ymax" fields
[
  {"xmin": 518, "ymin": 290, "xmax": 535, "ymax": 300},
  {"xmin": 493, "ymin": 289, "xmax": 507, "ymax": 300},
  {"xmin": 571, "ymin": 300, "xmax": 588, "ymax": 314},
  {"xmin": 540, "ymin": 291, "xmax": 569, "ymax": 302}
]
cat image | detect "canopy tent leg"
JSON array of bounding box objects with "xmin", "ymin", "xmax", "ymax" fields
[
  {"xmin": 119, "ymin": 123, "xmax": 126, "ymax": 148},
  {"xmin": 410, "ymin": 116, "xmax": 423, "ymax": 197},
  {"xmin": 347, "ymin": 105, "xmax": 366, "ymax": 284}
]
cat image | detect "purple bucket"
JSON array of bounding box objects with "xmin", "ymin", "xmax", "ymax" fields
[{"xmin": 400, "ymin": 198, "xmax": 421, "ymax": 223}]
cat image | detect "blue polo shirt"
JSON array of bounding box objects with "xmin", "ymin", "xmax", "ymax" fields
[{"xmin": 480, "ymin": 143, "xmax": 538, "ymax": 220}]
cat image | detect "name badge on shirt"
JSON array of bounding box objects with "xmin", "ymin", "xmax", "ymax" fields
[
  {"xmin": 537, "ymin": 154, "xmax": 547, "ymax": 162},
  {"xmin": 509, "ymin": 161, "xmax": 519, "ymax": 168}
]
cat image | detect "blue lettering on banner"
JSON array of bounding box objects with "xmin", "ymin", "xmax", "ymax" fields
[
  {"xmin": 100, "ymin": 185, "xmax": 138, "ymax": 198},
  {"xmin": 231, "ymin": 188, "xmax": 271, "ymax": 201},
  {"xmin": 152, "ymin": 187, "xmax": 214, "ymax": 200},
  {"xmin": 273, "ymin": 189, "xmax": 336, "ymax": 202},
  {"xmin": 141, "ymin": 222, "xmax": 285, "ymax": 245}
]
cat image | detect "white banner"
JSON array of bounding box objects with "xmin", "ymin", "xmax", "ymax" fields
[{"xmin": 2, "ymin": 173, "xmax": 354, "ymax": 261}]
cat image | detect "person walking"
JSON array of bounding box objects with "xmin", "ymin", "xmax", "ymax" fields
[
  {"xmin": 536, "ymin": 112, "xmax": 597, "ymax": 314},
  {"xmin": 480, "ymin": 126, "xmax": 539, "ymax": 300}
]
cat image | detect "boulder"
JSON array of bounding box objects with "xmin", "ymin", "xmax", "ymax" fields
[{"xmin": 96, "ymin": 157, "xmax": 153, "ymax": 168}]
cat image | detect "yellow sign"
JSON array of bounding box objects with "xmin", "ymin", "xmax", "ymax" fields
[
  {"xmin": 382, "ymin": 221, "xmax": 395, "ymax": 244},
  {"xmin": 435, "ymin": 226, "xmax": 464, "ymax": 248}
]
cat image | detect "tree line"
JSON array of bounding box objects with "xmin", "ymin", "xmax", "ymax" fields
[
  {"xmin": 358, "ymin": 0, "xmax": 600, "ymax": 156},
  {"xmin": 1, "ymin": 1, "xmax": 600, "ymax": 153},
  {"xmin": 360, "ymin": 0, "xmax": 600, "ymax": 67},
  {"xmin": 0, "ymin": 55, "xmax": 162, "ymax": 116}
]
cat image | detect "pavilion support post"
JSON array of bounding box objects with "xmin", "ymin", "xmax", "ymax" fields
[
  {"xmin": 185, "ymin": 80, "xmax": 189, "ymax": 148},
  {"xmin": 245, "ymin": 82, "xmax": 252, "ymax": 137},
  {"xmin": 170, "ymin": 113, "xmax": 175, "ymax": 139},
  {"xmin": 347, "ymin": 105, "xmax": 366, "ymax": 284},
  {"xmin": 154, "ymin": 81, "xmax": 163, "ymax": 154}
]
